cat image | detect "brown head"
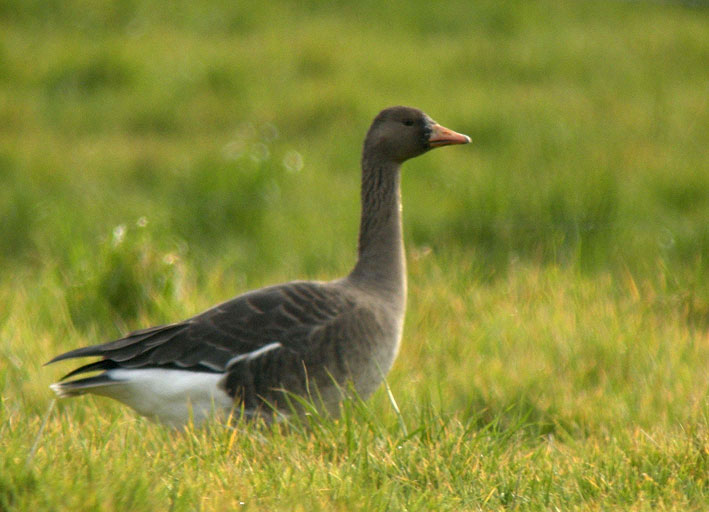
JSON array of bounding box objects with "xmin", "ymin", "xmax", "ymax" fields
[{"xmin": 363, "ymin": 106, "xmax": 470, "ymax": 164}]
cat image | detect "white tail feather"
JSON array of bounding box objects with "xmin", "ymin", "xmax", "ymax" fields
[{"xmin": 52, "ymin": 369, "xmax": 233, "ymax": 427}]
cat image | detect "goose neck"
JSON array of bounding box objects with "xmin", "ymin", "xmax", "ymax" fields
[{"xmin": 349, "ymin": 159, "xmax": 406, "ymax": 297}]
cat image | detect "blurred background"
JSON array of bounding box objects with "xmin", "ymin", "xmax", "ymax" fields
[
  {"xmin": 0, "ymin": 0, "xmax": 707, "ymax": 386},
  {"xmin": 2, "ymin": 4, "xmax": 708, "ymax": 508}
]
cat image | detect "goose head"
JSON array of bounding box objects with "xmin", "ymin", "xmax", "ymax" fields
[{"xmin": 363, "ymin": 106, "xmax": 471, "ymax": 164}]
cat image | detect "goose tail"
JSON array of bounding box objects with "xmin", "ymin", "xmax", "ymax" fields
[{"xmin": 50, "ymin": 375, "xmax": 121, "ymax": 398}]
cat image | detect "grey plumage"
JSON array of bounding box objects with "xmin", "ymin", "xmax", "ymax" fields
[{"xmin": 47, "ymin": 106, "xmax": 470, "ymax": 426}]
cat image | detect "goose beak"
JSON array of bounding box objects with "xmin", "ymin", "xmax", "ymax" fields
[{"xmin": 428, "ymin": 123, "xmax": 471, "ymax": 148}]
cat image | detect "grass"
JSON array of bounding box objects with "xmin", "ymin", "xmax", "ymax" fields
[{"xmin": 1, "ymin": 0, "xmax": 708, "ymax": 509}]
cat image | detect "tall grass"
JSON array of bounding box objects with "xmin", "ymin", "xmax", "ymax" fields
[{"xmin": 1, "ymin": 0, "xmax": 708, "ymax": 509}]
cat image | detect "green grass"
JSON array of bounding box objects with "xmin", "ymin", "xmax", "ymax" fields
[{"xmin": 1, "ymin": 0, "xmax": 708, "ymax": 509}]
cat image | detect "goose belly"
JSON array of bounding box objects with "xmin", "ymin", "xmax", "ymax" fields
[
  {"xmin": 95, "ymin": 369, "xmax": 233, "ymax": 428},
  {"xmin": 350, "ymin": 318, "xmax": 404, "ymax": 399}
]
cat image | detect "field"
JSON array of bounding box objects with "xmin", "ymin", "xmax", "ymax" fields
[{"xmin": 1, "ymin": 0, "xmax": 708, "ymax": 509}]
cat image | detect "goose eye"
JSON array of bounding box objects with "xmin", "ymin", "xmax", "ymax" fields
[{"xmin": 402, "ymin": 119, "xmax": 414, "ymax": 127}]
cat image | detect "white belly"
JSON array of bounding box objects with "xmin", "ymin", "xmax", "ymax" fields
[{"xmin": 94, "ymin": 369, "xmax": 233, "ymax": 428}]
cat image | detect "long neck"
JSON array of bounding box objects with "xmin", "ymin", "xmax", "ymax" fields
[{"xmin": 349, "ymin": 156, "xmax": 406, "ymax": 301}]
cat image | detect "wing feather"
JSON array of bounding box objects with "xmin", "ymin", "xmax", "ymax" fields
[{"xmin": 47, "ymin": 281, "xmax": 354, "ymax": 375}]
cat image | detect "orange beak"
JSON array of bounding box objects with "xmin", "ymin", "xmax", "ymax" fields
[{"xmin": 428, "ymin": 123, "xmax": 471, "ymax": 148}]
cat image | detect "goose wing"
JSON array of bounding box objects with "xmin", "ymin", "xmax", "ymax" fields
[{"xmin": 48, "ymin": 280, "xmax": 354, "ymax": 379}]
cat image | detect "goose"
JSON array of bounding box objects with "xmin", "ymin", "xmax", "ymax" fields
[{"xmin": 47, "ymin": 106, "xmax": 470, "ymax": 427}]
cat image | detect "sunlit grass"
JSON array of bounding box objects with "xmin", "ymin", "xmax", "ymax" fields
[{"xmin": 1, "ymin": 0, "xmax": 708, "ymax": 510}]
